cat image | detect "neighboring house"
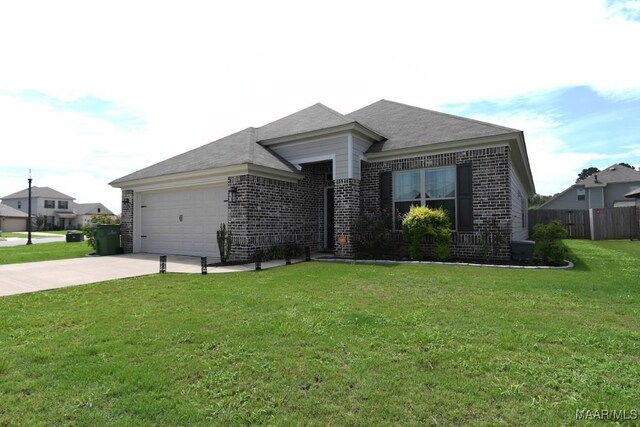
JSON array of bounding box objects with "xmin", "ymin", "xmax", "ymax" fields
[
  {"xmin": 110, "ymin": 100, "xmax": 535, "ymax": 261},
  {"xmin": 0, "ymin": 203, "xmax": 29, "ymax": 232},
  {"xmin": 0, "ymin": 187, "xmax": 114, "ymax": 229},
  {"xmin": 74, "ymin": 203, "xmax": 114, "ymax": 227},
  {"xmin": 625, "ymin": 187, "xmax": 640, "ymax": 207},
  {"xmin": 539, "ymin": 164, "xmax": 640, "ymax": 210}
]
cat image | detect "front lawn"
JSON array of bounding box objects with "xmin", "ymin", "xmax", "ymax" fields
[
  {"xmin": 0, "ymin": 241, "xmax": 92, "ymax": 265},
  {"xmin": 1, "ymin": 240, "xmax": 639, "ymax": 425}
]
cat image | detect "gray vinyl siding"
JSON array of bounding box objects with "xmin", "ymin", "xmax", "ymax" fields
[
  {"xmin": 269, "ymin": 135, "xmax": 349, "ymax": 179},
  {"xmin": 352, "ymin": 136, "xmax": 373, "ymax": 179},
  {"xmin": 541, "ymin": 186, "xmax": 590, "ymax": 210},
  {"xmin": 510, "ymin": 164, "xmax": 529, "ymax": 240},
  {"xmin": 604, "ymin": 182, "xmax": 640, "ymax": 206}
]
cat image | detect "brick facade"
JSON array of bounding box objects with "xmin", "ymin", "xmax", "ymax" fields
[
  {"xmin": 360, "ymin": 146, "xmax": 513, "ymax": 261},
  {"xmin": 120, "ymin": 189, "xmax": 134, "ymax": 254},
  {"xmin": 227, "ymin": 162, "xmax": 331, "ymax": 261},
  {"xmin": 119, "ymin": 147, "xmax": 515, "ymax": 261},
  {"xmin": 333, "ymin": 178, "xmax": 360, "ymax": 257}
]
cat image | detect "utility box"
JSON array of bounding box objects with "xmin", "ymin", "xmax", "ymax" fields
[
  {"xmin": 511, "ymin": 240, "xmax": 535, "ymax": 262},
  {"xmin": 94, "ymin": 224, "xmax": 121, "ymax": 255}
]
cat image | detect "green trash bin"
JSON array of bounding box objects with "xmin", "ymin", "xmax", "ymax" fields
[
  {"xmin": 94, "ymin": 224, "xmax": 121, "ymax": 255},
  {"xmin": 66, "ymin": 231, "xmax": 84, "ymax": 242}
]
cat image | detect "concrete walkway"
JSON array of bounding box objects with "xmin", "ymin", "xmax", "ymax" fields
[{"xmin": 0, "ymin": 253, "xmax": 304, "ymax": 297}]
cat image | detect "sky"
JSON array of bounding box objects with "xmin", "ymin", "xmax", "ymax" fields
[{"xmin": 1, "ymin": 0, "xmax": 639, "ymax": 214}]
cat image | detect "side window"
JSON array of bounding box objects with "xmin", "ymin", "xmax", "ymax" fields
[{"xmin": 577, "ymin": 188, "xmax": 586, "ymax": 201}]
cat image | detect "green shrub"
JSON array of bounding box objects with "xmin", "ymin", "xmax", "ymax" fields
[
  {"xmin": 532, "ymin": 220, "xmax": 569, "ymax": 266},
  {"xmin": 402, "ymin": 206, "xmax": 451, "ymax": 261}
]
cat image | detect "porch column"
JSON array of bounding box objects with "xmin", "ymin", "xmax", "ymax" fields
[{"xmin": 333, "ymin": 178, "xmax": 360, "ymax": 258}]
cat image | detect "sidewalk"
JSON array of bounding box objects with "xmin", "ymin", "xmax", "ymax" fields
[{"xmin": 0, "ymin": 253, "xmax": 305, "ymax": 297}]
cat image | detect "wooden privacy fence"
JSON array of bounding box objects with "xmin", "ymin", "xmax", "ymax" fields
[
  {"xmin": 528, "ymin": 209, "xmax": 590, "ymax": 239},
  {"xmin": 529, "ymin": 207, "xmax": 640, "ymax": 240}
]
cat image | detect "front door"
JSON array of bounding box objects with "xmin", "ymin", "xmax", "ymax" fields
[{"xmin": 325, "ymin": 187, "xmax": 335, "ymax": 250}]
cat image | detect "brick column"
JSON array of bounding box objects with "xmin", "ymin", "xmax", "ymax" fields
[
  {"xmin": 334, "ymin": 178, "xmax": 360, "ymax": 258},
  {"xmin": 121, "ymin": 189, "xmax": 134, "ymax": 253}
]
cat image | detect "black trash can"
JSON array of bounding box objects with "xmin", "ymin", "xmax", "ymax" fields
[{"xmin": 66, "ymin": 231, "xmax": 84, "ymax": 243}]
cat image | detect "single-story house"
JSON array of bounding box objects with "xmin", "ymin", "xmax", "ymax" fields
[
  {"xmin": 74, "ymin": 203, "xmax": 115, "ymax": 227},
  {"xmin": 111, "ymin": 100, "xmax": 535, "ymax": 261},
  {"xmin": 0, "ymin": 203, "xmax": 30, "ymax": 232},
  {"xmin": 539, "ymin": 164, "xmax": 640, "ymax": 210},
  {"xmin": 1, "ymin": 187, "xmax": 114, "ymax": 229}
]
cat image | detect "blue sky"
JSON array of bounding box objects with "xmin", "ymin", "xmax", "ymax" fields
[{"xmin": 1, "ymin": 0, "xmax": 639, "ymax": 212}]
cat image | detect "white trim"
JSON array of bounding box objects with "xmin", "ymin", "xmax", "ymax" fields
[
  {"xmin": 347, "ymin": 133, "xmax": 354, "ymax": 179},
  {"xmin": 289, "ymin": 154, "xmax": 336, "ymax": 178},
  {"xmin": 259, "ymin": 122, "xmax": 384, "ymax": 146},
  {"xmin": 111, "ymin": 163, "xmax": 301, "ymax": 192}
]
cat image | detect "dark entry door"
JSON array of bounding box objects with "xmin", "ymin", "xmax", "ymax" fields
[{"xmin": 326, "ymin": 187, "xmax": 335, "ymax": 250}]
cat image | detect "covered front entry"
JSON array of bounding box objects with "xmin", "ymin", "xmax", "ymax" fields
[{"xmin": 138, "ymin": 186, "xmax": 228, "ymax": 259}]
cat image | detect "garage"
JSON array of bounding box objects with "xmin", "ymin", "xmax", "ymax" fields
[{"xmin": 138, "ymin": 186, "xmax": 228, "ymax": 259}]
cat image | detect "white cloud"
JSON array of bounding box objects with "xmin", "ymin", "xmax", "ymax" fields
[{"xmin": 1, "ymin": 0, "xmax": 639, "ymax": 208}]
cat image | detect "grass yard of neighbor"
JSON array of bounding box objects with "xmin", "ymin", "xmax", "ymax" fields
[
  {"xmin": 0, "ymin": 240, "xmax": 639, "ymax": 425},
  {"xmin": 0, "ymin": 241, "xmax": 92, "ymax": 265}
]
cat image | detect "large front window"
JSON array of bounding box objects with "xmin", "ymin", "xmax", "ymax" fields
[{"xmin": 393, "ymin": 166, "xmax": 456, "ymax": 226}]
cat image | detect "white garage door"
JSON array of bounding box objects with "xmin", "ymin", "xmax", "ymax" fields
[{"xmin": 139, "ymin": 186, "xmax": 228, "ymax": 259}]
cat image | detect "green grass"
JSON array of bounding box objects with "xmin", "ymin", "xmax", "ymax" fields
[
  {"xmin": 1, "ymin": 240, "xmax": 639, "ymax": 425},
  {"xmin": 0, "ymin": 241, "xmax": 92, "ymax": 265}
]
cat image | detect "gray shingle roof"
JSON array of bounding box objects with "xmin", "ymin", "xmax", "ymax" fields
[
  {"xmin": 110, "ymin": 128, "xmax": 298, "ymax": 185},
  {"xmin": 74, "ymin": 203, "xmax": 114, "ymax": 215},
  {"xmin": 1, "ymin": 186, "xmax": 75, "ymax": 200},
  {"xmin": 111, "ymin": 99, "xmax": 527, "ymax": 185},
  {"xmin": 257, "ymin": 103, "xmax": 355, "ymax": 141},
  {"xmin": 347, "ymin": 99, "xmax": 520, "ymax": 153},
  {"xmin": 0, "ymin": 203, "xmax": 29, "ymax": 218},
  {"xmin": 579, "ymin": 164, "xmax": 640, "ymax": 186},
  {"xmin": 624, "ymin": 187, "xmax": 640, "ymax": 198}
]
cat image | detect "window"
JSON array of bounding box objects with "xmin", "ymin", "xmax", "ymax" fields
[
  {"xmin": 18, "ymin": 201, "xmax": 21, "ymax": 209},
  {"xmin": 97, "ymin": 208, "xmax": 101, "ymax": 213},
  {"xmin": 576, "ymin": 188, "xmax": 586, "ymax": 201},
  {"xmin": 393, "ymin": 166, "xmax": 456, "ymax": 226},
  {"xmin": 58, "ymin": 201, "xmax": 68, "ymax": 209},
  {"xmin": 44, "ymin": 200, "xmax": 55, "ymax": 208}
]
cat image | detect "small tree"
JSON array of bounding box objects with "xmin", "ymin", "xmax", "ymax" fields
[
  {"xmin": 216, "ymin": 223, "xmax": 232, "ymax": 263},
  {"xmin": 532, "ymin": 220, "xmax": 569, "ymax": 266},
  {"xmin": 402, "ymin": 206, "xmax": 451, "ymax": 261},
  {"xmin": 82, "ymin": 214, "xmax": 120, "ymax": 250}
]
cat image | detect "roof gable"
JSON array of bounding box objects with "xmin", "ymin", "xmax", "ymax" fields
[
  {"xmin": 347, "ymin": 99, "xmax": 520, "ymax": 153},
  {"xmin": 579, "ymin": 164, "xmax": 640, "ymax": 186},
  {"xmin": 1, "ymin": 186, "xmax": 75, "ymax": 200},
  {"xmin": 257, "ymin": 103, "xmax": 355, "ymax": 142}
]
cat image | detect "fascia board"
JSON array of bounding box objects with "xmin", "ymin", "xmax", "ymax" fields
[{"xmin": 259, "ymin": 123, "xmax": 384, "ymax": 146}]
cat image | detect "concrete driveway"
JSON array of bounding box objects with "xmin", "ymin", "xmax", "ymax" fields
[
  {"xmin": 0, "ymin": 253, "xmax": 303, "ymax": 297},
  {"xmin": 0, "ymin": 253, "xmax": 265, "ymax": 297}
]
